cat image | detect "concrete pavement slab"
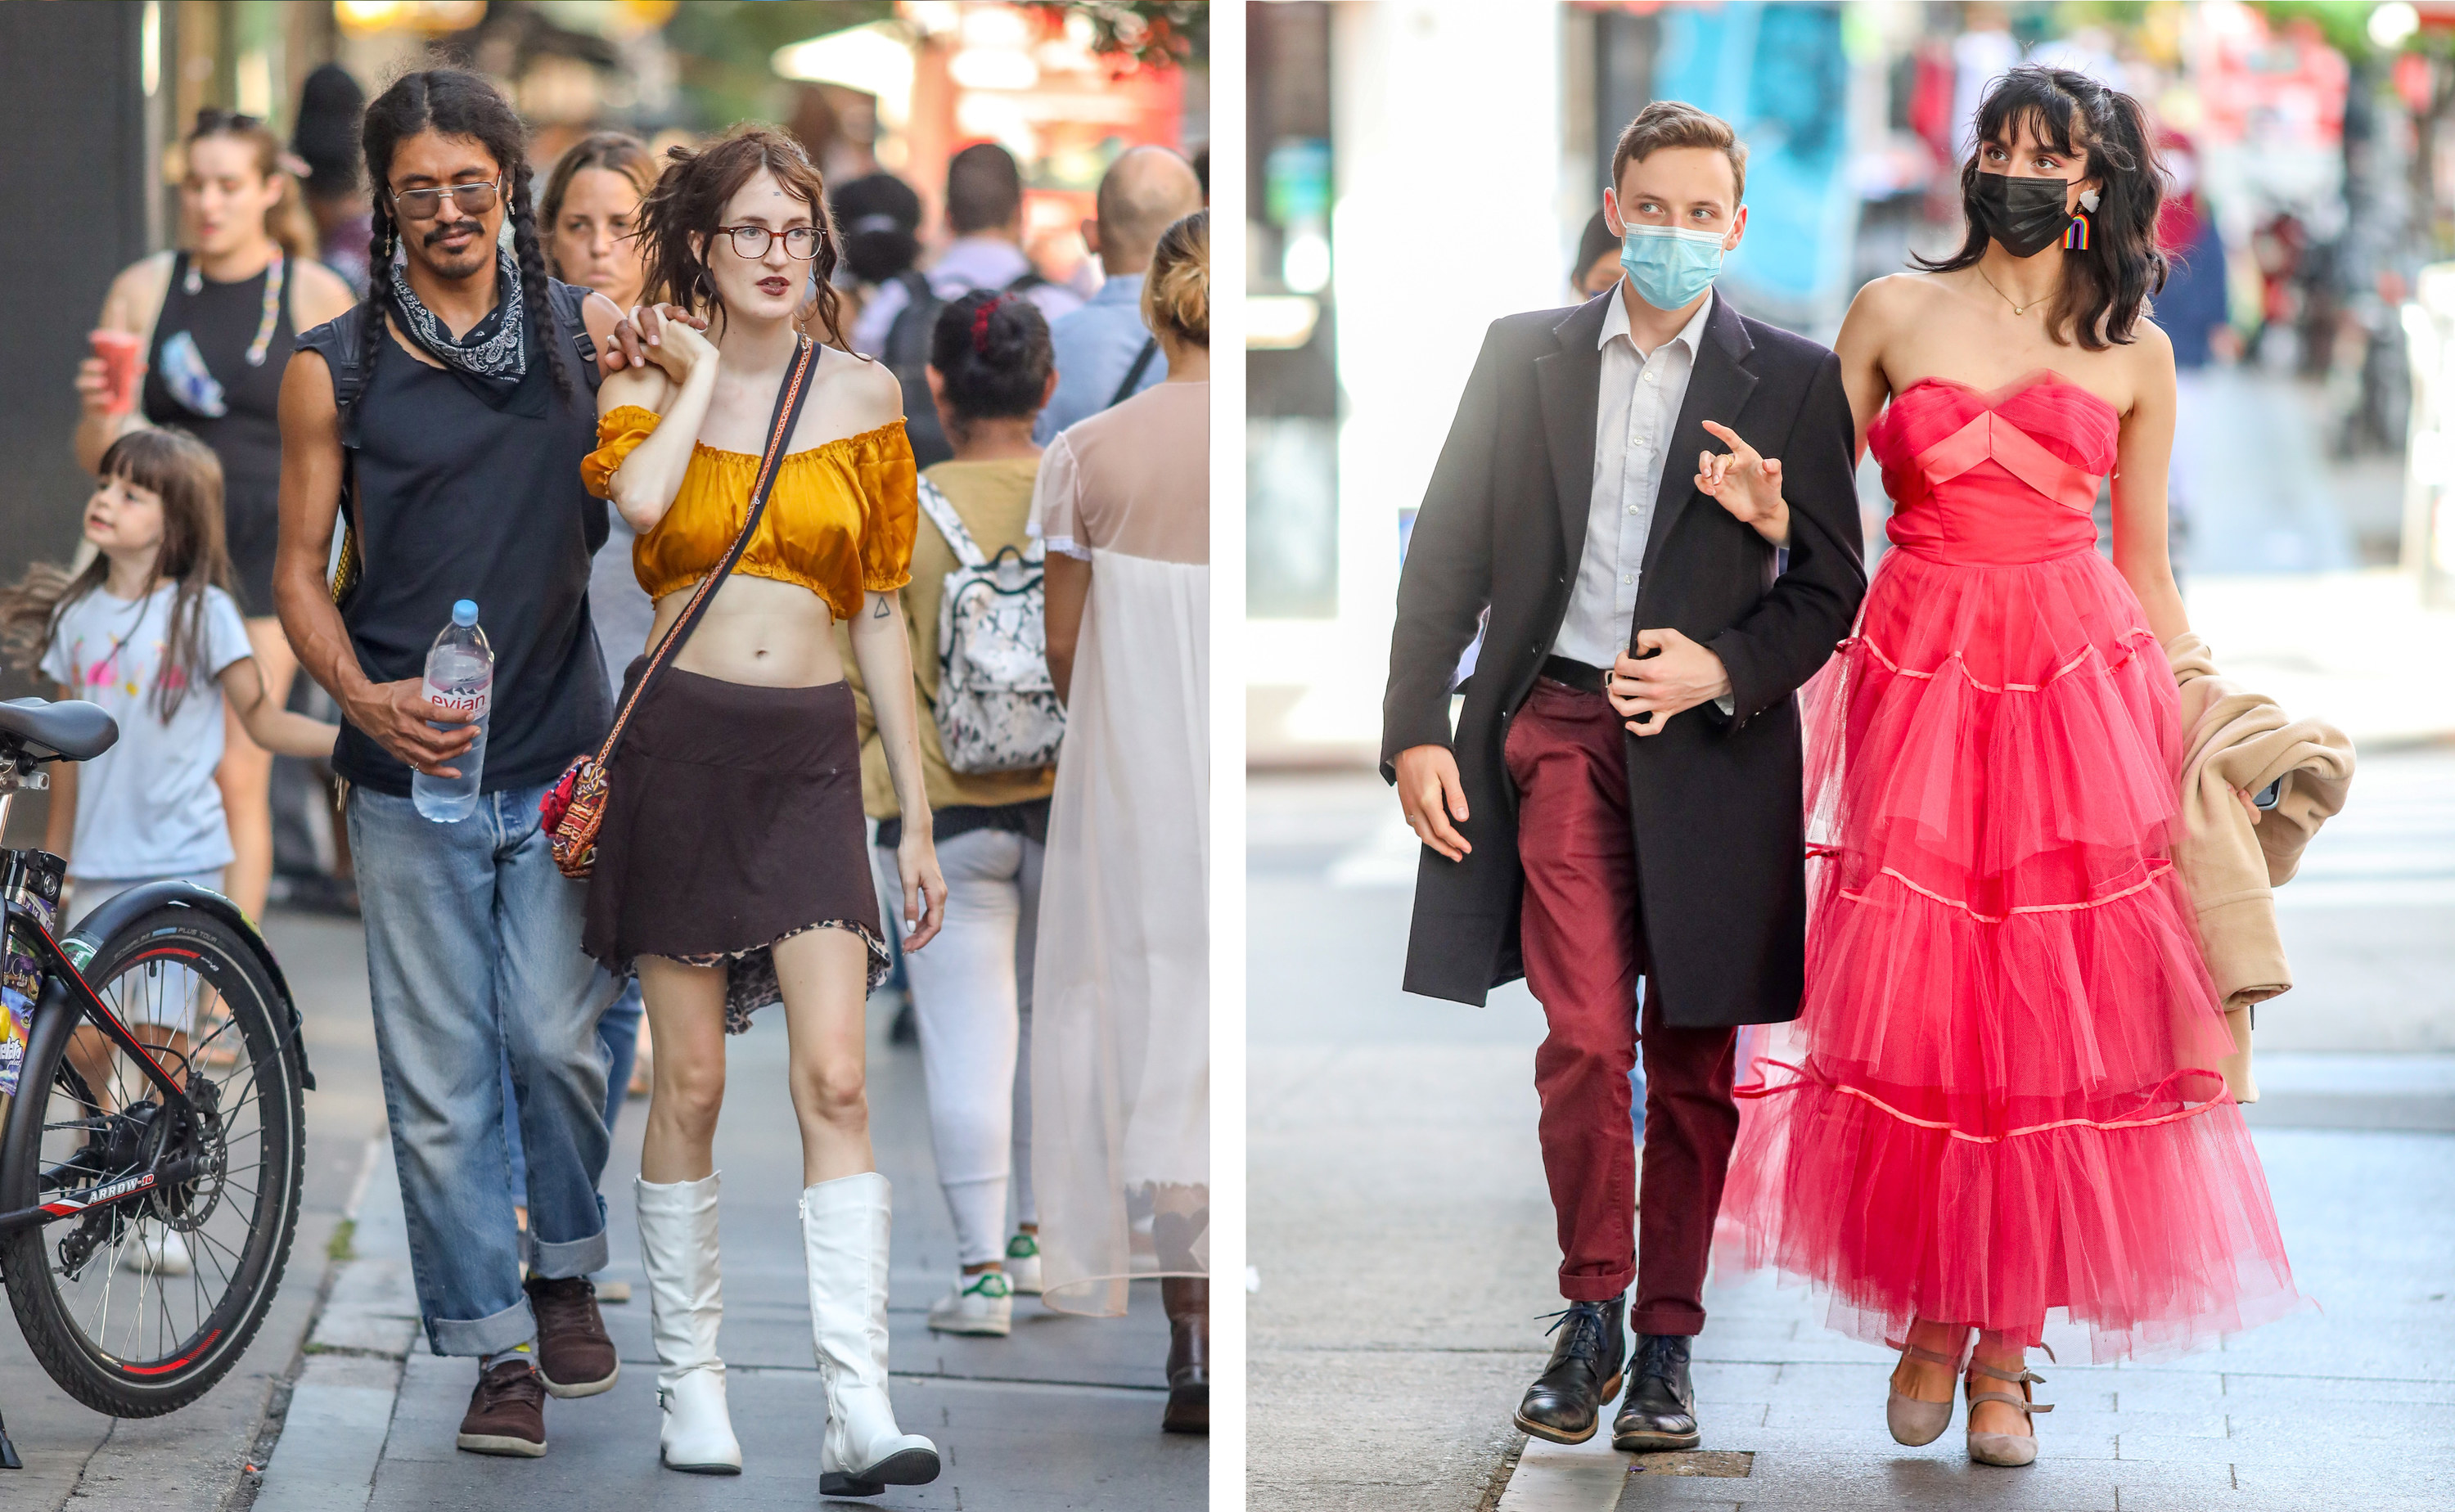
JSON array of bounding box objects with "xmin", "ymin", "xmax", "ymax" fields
[
  {"xmin": 336, "ymin": 998, "xmax": 1196, "ymax": 1505},
  {"xmin": 1254, "ymin": 769, "xmax": 2455, "ymax": 1512}
]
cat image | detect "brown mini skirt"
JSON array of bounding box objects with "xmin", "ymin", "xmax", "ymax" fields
[{"xmin": 581, "ymin": 661, "xmax": 888, "ymax": 1033}]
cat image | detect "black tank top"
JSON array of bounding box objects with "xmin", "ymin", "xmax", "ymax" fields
[
  {"xmin": 142, "ymin": 252, "xmax": 294, "ymax": 614},
  {"xmin": 295, "ymin": 284, "xmax": 611, "ymax": 797}
]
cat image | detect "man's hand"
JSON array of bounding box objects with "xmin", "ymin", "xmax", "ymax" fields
[
  {"xmin": 1394, "ymin": 743, "xmax": 1472, "ymax": 862},
  {"xmin": 599, "ymin": 302, "xmax": 714, "ymax": 376},
  {"xmin": 345, "ymin": 677, "xmax": 479, "ymax": 777},
  {"xmin": 1697, "ymin": 421, "xmax": 1790, "ymax": 547},
  {"xmin": 1607, "ymin": 628, "xmax": 1732, "ymax": 737}
]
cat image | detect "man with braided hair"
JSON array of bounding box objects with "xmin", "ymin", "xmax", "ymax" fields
[{"xmin": 273, "ymin": 68, "xmax": 637, "ymax": 1459}]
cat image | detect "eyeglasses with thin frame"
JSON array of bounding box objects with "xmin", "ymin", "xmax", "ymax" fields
[
  {"xmin": 715, "ymin": 224, "xmax": 823, "ymax": 260},
  {"xmin": 390, "ymin": 179, "xmax": 502, "ymax": 221}
]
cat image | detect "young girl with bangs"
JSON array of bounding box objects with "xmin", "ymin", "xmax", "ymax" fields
[{"xmin": 0, "ymin": 430, "xmax": 337, "ymax": 1272}]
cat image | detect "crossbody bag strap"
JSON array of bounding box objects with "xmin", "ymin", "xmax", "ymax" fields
[
  {"xmin": 583, "ymin": 335, "xmax": 818, "ymax": 769},
  {"xmin": 1109, "ymin": 335, "xmax": 1160, "ymax": 408}
]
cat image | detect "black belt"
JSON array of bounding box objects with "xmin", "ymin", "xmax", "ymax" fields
[{"xmin": 1540, "ymin": 655, "xmax": 1607, "ymax": 695}]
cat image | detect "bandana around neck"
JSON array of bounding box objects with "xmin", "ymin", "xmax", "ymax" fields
[{"xmin": 387, "ymin": 245, "xmax": 529, "ymax": 402}]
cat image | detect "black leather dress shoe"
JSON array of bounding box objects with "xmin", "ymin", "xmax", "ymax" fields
[
  {"xmin": 1512, "ymin": 1294, "xmax": 1627, "ymax": 1445},
  {"xmin": 1613, "ymin": 1333, "xmax": 1702, "ymax": 1451}
]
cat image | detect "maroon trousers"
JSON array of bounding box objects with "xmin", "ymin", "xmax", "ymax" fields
[{"xmin": 1504, "ymin": 677, "xmax": 1739, "ymax": 1333}]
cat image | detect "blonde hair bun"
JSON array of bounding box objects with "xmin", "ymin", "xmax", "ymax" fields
[{"xmin": 1141, "ymin": 208, "xmax": 1209, "ymax": 349}]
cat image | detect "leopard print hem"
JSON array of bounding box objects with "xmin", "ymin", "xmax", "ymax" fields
[{"xmin": 664, "ymin": 920, "xmax": 892, "ymax": 1034}]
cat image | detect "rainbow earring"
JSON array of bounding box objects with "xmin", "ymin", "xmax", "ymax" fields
[{"xmin": 2066, "ymin": 187, "xmax": 2099, "ymax": 250}]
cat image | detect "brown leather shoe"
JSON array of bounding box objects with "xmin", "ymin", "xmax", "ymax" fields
[
  {"xmin": 527, "ymin": 1275, "xmax": 619, "ymax": 1398},
  {"xmin": 457, "ymin": 1358, "xmax": 547, "ymax": 1457},
  {"xmin": 1160, "ymin": 1276, "xmax": 1208, "ymax": 1434}
]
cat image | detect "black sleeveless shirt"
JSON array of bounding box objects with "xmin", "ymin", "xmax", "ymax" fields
[
  {"xmin": 295, "ymin": 281, "xmax": 610, "ymax": 798},
  {"xmin": 143, "ymin": 252, "xmax": 295, "ymax": 615}
]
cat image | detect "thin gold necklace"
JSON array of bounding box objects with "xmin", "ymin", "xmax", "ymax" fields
[{"xmin": 1975, "ymin": 265, "xmax": 2048, "ymax": 317}]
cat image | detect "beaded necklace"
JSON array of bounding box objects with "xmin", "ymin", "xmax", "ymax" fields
[{"xmin": 182, "ymin": 250, "xmax": 286, "ymax": 367}]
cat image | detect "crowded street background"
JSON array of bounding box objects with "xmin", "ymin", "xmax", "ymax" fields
[
  {"xmin": 0, "ymin": 2, "xmax": 1207, "ymax": 1507},
  {"xmin": 1248, "ymin": 2, "xmax": 2454, "ymax": 1509}
]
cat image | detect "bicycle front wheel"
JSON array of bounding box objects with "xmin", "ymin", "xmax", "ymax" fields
[{"xmin": 0, "ymin": 902, "xmax": 305, "ymax": 1415}]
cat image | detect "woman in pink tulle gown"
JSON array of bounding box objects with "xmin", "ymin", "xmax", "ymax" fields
[{"xmin": 1715, "ymin": 67, "xmax": 2300, "ymax": 1468}]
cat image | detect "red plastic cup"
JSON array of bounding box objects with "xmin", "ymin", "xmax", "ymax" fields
[{"xmin": 91, "ymin": 330, "xmax": 144, "ymax": 416}]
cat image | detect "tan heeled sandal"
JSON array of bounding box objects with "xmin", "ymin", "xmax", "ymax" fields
[
  {"xmin": 1963, "ymin": 1351, "xmax": 2054, "ymax": 1467},
  {"xmin": 1885, "ymin": 1340, "xmax": 1966, "ymax": 1446}
]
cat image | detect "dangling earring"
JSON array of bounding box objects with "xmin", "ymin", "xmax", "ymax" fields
[{"xmin": 2067, "ymin": 187, "xmax": 2100, "ymax": 251}]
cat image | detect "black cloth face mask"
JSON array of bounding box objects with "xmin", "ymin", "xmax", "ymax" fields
[{"xmin": 1967, "ymin": 171, "xmax": 2072, "ymax": 258}]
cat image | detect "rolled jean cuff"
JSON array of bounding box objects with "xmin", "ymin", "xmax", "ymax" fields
[
  {"xmin": 528, "ymin": 1226, "xmax": 610, "ymax": 1280},
  {"xmin": 430, "ymin": 1294, "xmax": 538, "ymax": 1358}
]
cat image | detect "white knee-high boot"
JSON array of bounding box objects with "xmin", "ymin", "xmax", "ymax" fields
[
  {"xmin": 635, "ymin": 1173, "xmax": 743, "ymax": 1474},
  {"xmin": 802, "ymin": 1172, "xmax": 940, "ymax": 1496}
]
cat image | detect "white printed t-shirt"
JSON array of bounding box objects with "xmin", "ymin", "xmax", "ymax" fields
[{"xmin": 39, "ymin": 583, "xmax": 255, "ymax": 880}]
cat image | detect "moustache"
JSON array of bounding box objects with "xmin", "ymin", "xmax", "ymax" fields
[{"xmin": 423, "ymin": 219, "xmax": 484, "ymax": 248}]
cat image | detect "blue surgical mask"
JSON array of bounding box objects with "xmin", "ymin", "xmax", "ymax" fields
[{"xmin": 1618, "ymin": 224, "xmax": 1726, "ymax": 311}]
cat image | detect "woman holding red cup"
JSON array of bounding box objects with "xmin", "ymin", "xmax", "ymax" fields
[{"xmin": 73, "ymin": 110, "xmax": 356, "ymax": 920}]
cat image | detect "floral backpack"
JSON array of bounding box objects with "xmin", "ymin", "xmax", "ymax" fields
[{"xmin": 914, "ymin": 477, "xmax": 1065, "ymax": 773}]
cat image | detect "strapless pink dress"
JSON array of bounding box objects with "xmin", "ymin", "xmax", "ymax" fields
[{"xmin": 1715, "ymin": 376, "xmax": 2301, "ymax": 1361}]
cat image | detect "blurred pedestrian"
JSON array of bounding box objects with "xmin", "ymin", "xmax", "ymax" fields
[
  {"xmin": 831, "ymin": 169, "xmax": 924, "ymax": 346},
  {"xmin": 845, "ymin": 290, "xmax": 1061, "ymax": 1339},
  {"xmin": 541, "ymin": 128, "xmax": 661, "ymax": 1114},
  {"xmin": 74, "ymin": 108, "xmax": 356, "ymax": 924},
  {"xmin": 1035, "ymin": 146, "xmax": 1204, "ymax": 441},
  {"xmin": 1029, "ymin": 209, "xmax": 1210, "ymax": 1434},
  {"xmin": 276, "ymin": 67, "xmax": 629, "ymax": 1460},
  {"xmin": 580, "ymin": 125, "xmax": 946, "ymax": 1492},
  {"xmin": 1384, "ymin": 102, "xmax": 1867, "ymax": 1460},
  {"xmin": 1573, "ymin": 209, "xmax": 1623, "ymax": 298},
  {"xmin": 294, "ymin": 64, "xmax": 372, "ymax": 295},
  {"xmin": 855, "ymin": 142, "xmax": 1086, "ymax": 467},
  {"xmin": 1718, "ymin": 68, "xmax": 2300, "ymax": 1469}
]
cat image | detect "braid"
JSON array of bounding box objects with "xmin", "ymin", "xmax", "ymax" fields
[
  {"xmin": 354, "ymin": 200, "xmax": 395, "ymax": 423},
  {"xmin": 507, "ymin": 160, "xmax": 572, "ymax": 405}
]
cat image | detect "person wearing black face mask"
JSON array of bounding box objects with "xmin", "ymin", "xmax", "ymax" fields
[{"xmin": 1709, "ymin": 66, "xmax": 2303, "ymax": 1472}]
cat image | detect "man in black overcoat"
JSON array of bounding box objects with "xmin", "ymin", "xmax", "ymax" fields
[{"xmin": 1381, "ymin": 103, "xmax": 1867, "ymax": 1452}]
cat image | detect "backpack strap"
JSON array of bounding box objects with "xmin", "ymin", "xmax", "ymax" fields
[
  {"xmin": 915, "ymin": 476, "xmax": 988, "ymax": 569},
  {"xmin": 546, "ymin": 280, "xmax": 605, "ymax": 395},
  {"xmin": 1002, "ymin": 268, "xmax": 1050, "ymax": 295}
]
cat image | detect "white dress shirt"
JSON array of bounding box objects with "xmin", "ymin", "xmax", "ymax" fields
[{"xmin": 1548, "ymin": 284, "xmax": 1715, "ymax": 669}]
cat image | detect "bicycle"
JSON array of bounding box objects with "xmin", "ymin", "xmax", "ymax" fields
[{"xmin": 0, "ymin": 697, "xmax": 312, "ymax": 1469}]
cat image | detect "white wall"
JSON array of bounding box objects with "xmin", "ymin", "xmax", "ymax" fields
[{"xmin": 1250, "ymin": 0, "xmax": 1565, "ymax": 749}]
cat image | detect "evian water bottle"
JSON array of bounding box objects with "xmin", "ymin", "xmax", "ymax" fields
[{"xmin": 413, "ymin": 600, "xmax": 493, "ymax": 822}]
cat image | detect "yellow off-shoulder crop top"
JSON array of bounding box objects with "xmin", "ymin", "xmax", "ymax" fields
[{"xmin": 580, "ymin": 406, "xmax": 917, "ymax": 622}]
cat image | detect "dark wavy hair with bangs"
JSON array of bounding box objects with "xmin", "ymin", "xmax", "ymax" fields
[
  {"xmin": 1916, "ymin": 65, "xmax": 2169, "ymax": 352},
  {"xmin": 635, "ymin": 124, "xmax": 852, "ymax": 352}
]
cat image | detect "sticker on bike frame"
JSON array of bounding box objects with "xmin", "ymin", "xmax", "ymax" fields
[{"xmin": 0, "ymin": 983, "xmax": 26, "ymax": 1098}]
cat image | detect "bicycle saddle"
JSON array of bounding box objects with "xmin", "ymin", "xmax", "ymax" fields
[{"xmin": 0, "ymin": 698, "xmax": 119, "ymax": 762}]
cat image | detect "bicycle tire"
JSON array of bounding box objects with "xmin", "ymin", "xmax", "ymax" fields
[{"xmin": 0, "ymin": 903, "xmax": 304, "ymax": 1415}]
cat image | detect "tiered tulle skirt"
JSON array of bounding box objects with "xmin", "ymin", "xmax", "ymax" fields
[{"xmin": 1715, "ymin": 544, "xmax": 2303, "ymax": 1362}]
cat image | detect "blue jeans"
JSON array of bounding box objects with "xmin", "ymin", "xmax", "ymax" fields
[
  {"xmin": 502, "ymin": 977, "xmax": 641, "ymax": 1204},
  {"xmin": 349, "ymin": 781, "xmax": 615, "ymax": 1357}
]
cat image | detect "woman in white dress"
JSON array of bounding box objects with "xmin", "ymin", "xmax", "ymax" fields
[{"xmin": 1029, "ymin": 209, "xmax": 1210, "ymax": 1434}]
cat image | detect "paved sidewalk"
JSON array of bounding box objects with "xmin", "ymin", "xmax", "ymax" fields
[
  {"xmin": 0, "ymin": 907, "xmax": 386, "ymax": 1512},
  {"xmin": 1250, "ymin": 764, "xmax": 2455, "ymax": 1512},
  {"xmin": 251, "ymin": 974, "xmax": 1201, "ymax": 1510}
]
